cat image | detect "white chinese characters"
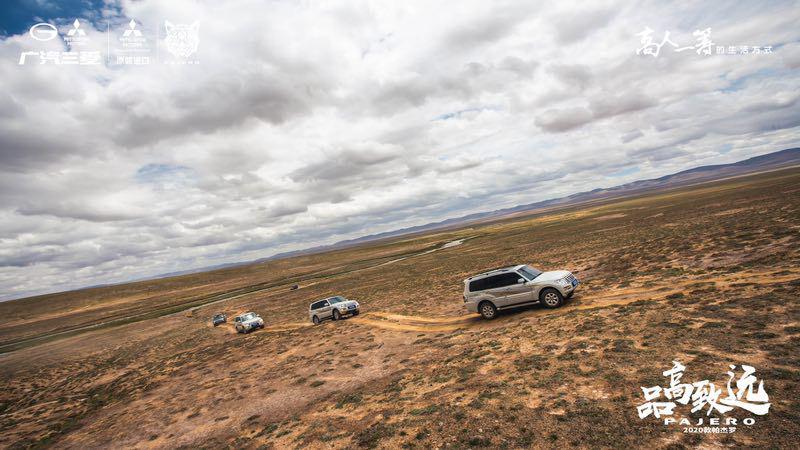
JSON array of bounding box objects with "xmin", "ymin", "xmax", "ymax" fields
[
  {"xmin": 17, "ymin": 18, "xmax": 200, "ymax": 67},
  {"xmin": 638, "ymin": 360, "xmax": 771, "ymax": 420},
  {"xmin": 636, "ymin": 28, "xmax": 773, "ymax": 58}
]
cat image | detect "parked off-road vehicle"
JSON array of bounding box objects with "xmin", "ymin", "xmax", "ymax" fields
[
  {"xmin": 233, "ymin": 312, "xmax": 264, "ymax": 333},
  {"xmin": 309, "ymin": 296, "xmax": 360, "ymax": 325},
  {"xmin": 212, "ymin": 313, "xmax": 226, "ymax": 326},
  {"xmin": 463, "ymin": 264, "xmax": 579, "ymax": 319}
]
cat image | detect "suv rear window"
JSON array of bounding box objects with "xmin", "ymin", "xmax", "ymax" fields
[{"xmin": 469, "ymin": 278, "xmax": 487, "ymax": 292}]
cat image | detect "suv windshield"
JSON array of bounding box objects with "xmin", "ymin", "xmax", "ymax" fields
[
  {"xmin": 240, "ymin": 313, "xmax": 256, "ymax": 321},
  {"xmin": 518, "ymin": 266, "xmax": 542, "ymax": 281},
  {"xmin": 328, "ymin": 296, "xmax": 346, "ymax": 304}
]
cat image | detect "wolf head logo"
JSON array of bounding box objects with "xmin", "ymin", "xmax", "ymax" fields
[{"xmin": 164, "ymin": 21, "xmax": 199, "ymax": 58}]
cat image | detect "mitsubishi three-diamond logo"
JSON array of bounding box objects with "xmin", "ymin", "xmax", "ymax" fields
[{"xmin": 123, "ymin": 19, "xmax": 142, "ymax": 37}]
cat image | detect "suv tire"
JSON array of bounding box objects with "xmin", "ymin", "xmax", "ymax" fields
[
  {"xmin": 332, "ymin": 309, "xmax": 341, "ymax": 321},
  {"xmin": 479, "ymin": 301, "xmax": 498, "ymax": 320},
  {"xmin": 540, "ymin": 288, "xmax": 564, "ymax": 308},
  {"xmin": 312, "ymin": 315, "xmax": 320, "ymax": 325}
]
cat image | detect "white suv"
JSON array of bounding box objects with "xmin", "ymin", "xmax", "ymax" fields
[
  {"xmin": 233, "ymin": 312, "xmax": 264, "ymax": 333},
  {"xmin": 309, "ymin": 296, "xmax": 360, "ymax": 324},
  {"xmin": 463, "ymin": 265, "xmax": 579, "ymax": 319}
]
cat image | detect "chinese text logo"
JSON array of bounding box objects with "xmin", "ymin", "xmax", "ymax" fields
[
  {"xmin": 636, "ymin": 27, "xmax": 773, "ymax": 58},
  {"xmin": 638, "ymin": 360, "xmax": 770, "ymax": 434}
]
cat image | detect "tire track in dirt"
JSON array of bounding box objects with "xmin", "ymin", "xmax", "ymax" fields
[
  {"xmin": 349, "ymin": 316, "xmax": 471, "ymax": 333},
  {"xmin": 241, "ymin": 268, "xmax": 799, "ymax": 335},
  {"xmin": 0, "ymin": 239, "xmax": 475, "ymax": 354}
]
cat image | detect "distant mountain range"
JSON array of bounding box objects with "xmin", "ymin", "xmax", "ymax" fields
[
  {"xmin": 157, "ymin": 147, "xmax": 800, "ymax": 277},
  {"xmin": 304, "ymin": 147, "xmax": 800, "ymax": 245}
]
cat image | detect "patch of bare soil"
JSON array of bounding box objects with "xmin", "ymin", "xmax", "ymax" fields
[{"xmin": 2, "ymin": 168, "xmax": 800, "ymax": 449}]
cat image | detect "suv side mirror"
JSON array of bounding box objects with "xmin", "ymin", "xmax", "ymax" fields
[{"xmin": 517, "ymin": 278, "xmax": 525, "ymax": 284}]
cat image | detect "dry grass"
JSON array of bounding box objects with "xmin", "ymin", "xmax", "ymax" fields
[{"xmin": 1, "ymin": 168, "xmax": 799, "ymax": 449}]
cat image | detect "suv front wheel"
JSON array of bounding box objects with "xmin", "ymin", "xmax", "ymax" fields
[
  {"xmin": 540, "ymin": 288, "xmax": 564, "ymax": 308},
  {"xmin": 479, "ymin": 301, "xmax": 497, "ymax": 320},
  {"xmin": 332, "ymin": 310, "xmax": 341, "ymax": 321}
]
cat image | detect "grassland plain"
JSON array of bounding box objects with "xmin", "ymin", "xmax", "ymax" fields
[{"xmin": 1, "ymin": 168, "xmax": 799, "ymax": 449}]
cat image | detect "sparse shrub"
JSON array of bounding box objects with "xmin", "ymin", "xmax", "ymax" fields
[
  {"xmin": 354, "ymin": 423, "xmax": 395, "ymax": 448},
  {"xmin": 336, "ymin": 393, "xmax": 363, "ymax": 408},
  {"xmin": 409, "ymin": 405, "xmax": 438, "ymax": 415}
]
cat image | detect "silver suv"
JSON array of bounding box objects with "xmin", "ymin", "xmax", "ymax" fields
[
  {"xmin": 233, "ymin": 312, "xmax": 264, "ymax": 333},
  {"xmin": 463, "ymin": 264, "xmax": 579, "ymax": 319},
  {"xmin": 309, "ymin": 296, "xmax": 360, "ymax": 325}
]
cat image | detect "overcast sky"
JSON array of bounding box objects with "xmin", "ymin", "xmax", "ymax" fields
[{"xmin": 1, "ymin": 0, "xmax": 799, "ymax": 301}]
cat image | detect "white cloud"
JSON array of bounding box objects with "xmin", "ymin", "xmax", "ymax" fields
[{"xmin": 0, "ymin": 0, "xmax": 799, "ymax": 300}]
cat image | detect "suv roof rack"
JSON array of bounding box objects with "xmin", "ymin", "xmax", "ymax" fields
[{"xmin": 467, "ymin": 265, "xmax": 520, "ymax": 280}]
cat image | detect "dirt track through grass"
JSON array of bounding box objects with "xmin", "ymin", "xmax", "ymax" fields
[
  {"xmin": 205, "ymin": 266, "xmax": 800, "ymax": 335},
  {"xmin": 2, "ymin": 168, "xmax": 799, "ymax": 449}
]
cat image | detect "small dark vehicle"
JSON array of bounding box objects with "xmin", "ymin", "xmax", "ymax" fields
[
  {"xmin": 290, "ymin": 284, "xmax": 299, "ymax": 290},
  {"xmin": 212, "ymin": 313, "xmax": 226, "ymax": 326}
]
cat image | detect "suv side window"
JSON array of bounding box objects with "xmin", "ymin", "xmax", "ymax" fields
[
  {"xmin": 482, "ymin": 275, "xmax": 502, "ymax": 290},
  {"xmin": 470, "ymin": 272, "xmax": 524, "ymax": 292},
  {"xmin": 488, "ymin": 273, "xmax": 520, "ymax": 289},
  {"xmin": 321, "ymin": 300, "xmax": 330, "ymax": 307},
  {"xmin": 311, "ymin": 301, "xmax": 321, "ymax": 310}
]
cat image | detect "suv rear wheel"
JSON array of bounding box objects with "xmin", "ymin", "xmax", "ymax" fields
[
  {"xmin": 540, "ymin": 288, "xmax": 563, "ymax": 308},
  {"xmin": 312, "ymin": 315, "xmax": 320, "ymax": 325},
  {"xmin": 479, "ymin": 301, "xmax": 497, "ymax": 320}
]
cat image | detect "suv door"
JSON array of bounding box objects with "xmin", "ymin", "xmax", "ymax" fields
[
  {"xmin": 504, "ymin": 271, "xmax": 535, "ymax": 305},
  {"xmin": 482, "ymin": 273, "xmax": 520, "ymax": 308},
  {"xmin": 318, "ymin": 300, "xmax": 332, "ymax": 319},
  {"xmin": 492, "ymin": 272, "xmax": 520, "ymax": 308}
]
